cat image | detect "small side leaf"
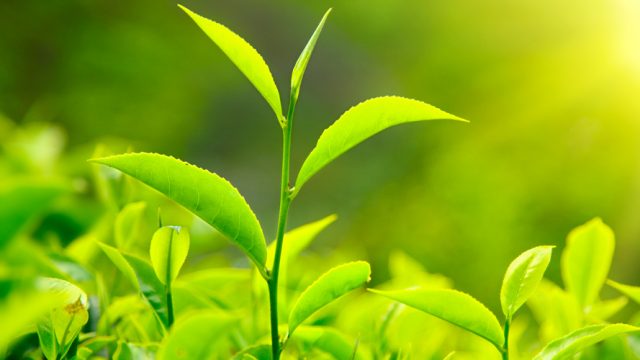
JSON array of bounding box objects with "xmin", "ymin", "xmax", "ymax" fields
[
  {"xmin": 150, "ymin": 226, "xmax": 190, "ymax": 286},
  {"xmin": 91, "ymin": 153, "xmax": 267, "ymax": 276},
  {"xmin": 156, "ymin": 311, "xmax": 236, "ymax": 360},
  {"xmin": 98, "ymin": 243, "xmax": 169, "ymax": 327},
  {"xmin": 288, "ymin": 261, "xmax": 371, "ymax": 335},
  {"xmin": 534, "ymin": 323, "xmax": 639, "ymax": 360},
  {"xmin": 608, "ymin": 280, "xmax": 640, "ymax": 305},
  {"xmin": 561, "ymin": 218, "xmax": 615, "ymax": 309},
  {"xmin": 294, "ymin": 96, "xmax": 465, "ymax": 195},
  {"xmin": 179, "ymin": 5, "xmax": 283, "ymax": 123},
  {"xmin": 500, "ymin": 246, "xmax": 553, "ymax": 319},
  {"xmin": 369, "ymin": 288, "xmax": 504, "ymax": 350},
  {"xmin": 290, "ymin": 9, "xmax": 331, "ymax": 101}
]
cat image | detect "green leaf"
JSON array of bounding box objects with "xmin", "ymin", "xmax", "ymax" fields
[
  {"xmin": 98, "ymin": 243, "xmax": 169, "ymax": 327},
  {"xmin": 150, "ymin": 226, "xmax": 190, "ymax": 286},
  {"xmin": 608, "ymin": 280, "xmax": 640, "ymax": 305},
  {"xmin": 369, "ymin": 288, "xmax": 504, "ymax": 349},
  {"xmin": 267, "ymin": 214, "xmax": 337, "ymax": 266},
  {"xmin": 290, "ymin": 9, "xmax": 331, "ymax": 101},
  {"xmin": 500, "ymin": 246, "xmax": 553, "ymax": 319},
  {"xmin": 289, "ymin": 261, "xmax": 371, "ymax": 335},
  {"xmin": 114, "ymin": 201, "xmax": 147, "ymax": 251},
  {"xmin": 293, "ymin": 326, "xmax": 355, "ymax": 360},
  {"xmin": 178, "ymin": 5, "xmax": 283, "ymax": 123},
  {"xmin": 156, "ymin": 311, "xmax": 236, "ymax": 360},
  {"xmin": 561, "ymin": 218, "xmax": 615, "ymax": 308},
  {"xmin": 294, "ymin": 96, "xmax": 465, "ymax": 195},
  {"xmin": 534, "ymin": 323, "xmax": 639, "ymax": 360},
  {"xmin": 36, "ymin": 278, "xmax": 90, "ymax": 360},
  {"xmin": 90, "ymin": 153, "xmax": 268, "ymax": 276}
]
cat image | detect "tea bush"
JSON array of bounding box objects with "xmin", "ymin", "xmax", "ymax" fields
[{"xmin": 1, "ymin": 6, "xmax": 639, "ymax": 360}]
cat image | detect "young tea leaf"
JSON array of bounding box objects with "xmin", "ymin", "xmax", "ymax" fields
[
  {"xmin": 500, "ymin": 246, "xmax": 553, "ymax": 319},
  {"xmin": 156, "ymin": 311, "xmax": 236, "ymax": 360},
  {"xmin": 561, "ymin": 218, "xmax": 614, "ymax": 309},
  {"xmin": 98, "ymin": 243, "xmax": 169, "ymax": 327},
  {"xmin": 178, "ymin": 5, "xmax": 283, "ymax": 124},
  {"xmin": 294, "ymin": 97, "xmax": 465, "ymax": 195},
  {"xmin": 533, "ymin": 323, "xmax": 639, "ymax": 360},
  {"xmin": 607, "ymin": 280, "xmax": 640, "ymax": 305},
  {"xmin": 369, "ymin": 288, "xmax": 504, "ymax": 350},
  {"xmin": 150, "ymin": 226, "xmax": 190, "ymax": 286},
  {"xmin": 91, "ymin": 153, "xmax": 268, "ymax": 276},
  {"xmin": 288, "ymin": 261, "xmax": 371, "ymax": 335},
  {"xmin": 290, "ymin": 9, "xmax": 331, "ymax": 102}
]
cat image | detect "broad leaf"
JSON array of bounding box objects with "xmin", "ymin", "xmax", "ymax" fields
[
  {"xmin": 294, "ymin": 96, "xmax": 465, "ymax": 194},
  {"xmin": 534, "ymin": 324, "xmax": 639, "ymax": 360},
  {"xmin": 289, "ymin": 261, "xmax": 371, "ymax": 335},
  {"xmin": 561, "ymin": 218, "xmax": 614, "ymax": 308},
  {"xmin": 91, "ymin": 153, "xmax": 267, "ymax": 275},
  {"xmin": 114, "ymin": 201, "xmax": 147, "ymax": 251},
  {"xmin": 500, "ymin": 246, "xmax": 553, "ymax": 318},
  {"xmin": 179, "ymin": 5, "xmax": 283, "ymax": 123},
  {"xmin": 608, "ymin": 280, "xmax": 640, "ymax": 305},
  {"xmin": 156, "ymin": 311, "xmax": 236, "ymax": 360},
  {"xmin": 290, "ymin": 9, "xmax": 331, "ymax": 101},
  {"xmin": 99, "ymin": 243, "xmax": 169, "ymax": 327},
  {"xmin": 293, "ymin": 326, "xmax": 356, "ymax": 360},
  {"xmin": 369, "ymin": 288, "xmax": 504, "ymax": 349},
  {"xmin": 150, "ymin": 226, "xmax": 190, "ymax": 286}
]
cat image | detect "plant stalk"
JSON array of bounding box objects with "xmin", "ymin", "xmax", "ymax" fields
[
  {"xmin": 166, "ymin": 288, "xmax": 174, "ymax": 327},
  {"xmin": 502, "ymin": 317, "xmax": 510, "ymax": 360},
  {"xmin": 268, "ymin": 94, "xmax": 297, "ymax": 360}
]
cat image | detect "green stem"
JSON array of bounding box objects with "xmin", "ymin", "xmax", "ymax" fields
[
  {"xmin": 166, "ymin": 287, "xmax": 174, "ymax": 327},
  {"xmin": 502, "ymin": 317, "xmax": 510, "ymax": 360},
  {"xmin": 268, "ymin": 95, "xmax": 297, "ymax": 360}
]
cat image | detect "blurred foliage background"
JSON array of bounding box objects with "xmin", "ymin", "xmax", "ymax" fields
[{"xmin": 1, "ymin": 0, "xmax": 639, "ymax": 313}]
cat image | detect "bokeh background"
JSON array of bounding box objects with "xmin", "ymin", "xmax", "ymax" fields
[{"xmin": 1, "ymin": 0, "xmax": 639, "ymax": 312}]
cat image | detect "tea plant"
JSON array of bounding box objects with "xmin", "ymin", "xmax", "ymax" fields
[
  {"xmin": 89, "ymin": 5, "xmax": 463, "ymax": 359},
  {"xmin": 2, "ymin": 5, "xmax": 640, "ymax": 360}
]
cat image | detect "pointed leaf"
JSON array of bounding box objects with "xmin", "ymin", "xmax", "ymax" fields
[
  {"xmin": 369, "ymin": 288, "xmax": 504, "ymax": 349},
  {"xmin": 561, "ymin": 218, "xmax": 614, "ymax": 308},
  {"xmin": 534, "ymin": 323, "xmax": 639, "ymax": 360},
  {"xmin": 98, "ymin": 243, "xmax": 169, "ymax": 327},
  {"xmin": 179, "ymin": 5, "xmax": 282, "ymax": 123},
  {"xmin": 294, "ymin": 97, "xmax": 465, "ymax": 194},
  {"xmin": 91, "ymin": 153, "xmax": 267, "ymax": 275},
  {"xmin": 267, "ymin": 214, "xmax": 337, "ymax": 265},
  {"xmin": 608, "ymin": 280, "xmax": 640, "ymax": 305},
  {"xmin": 150, "ymin": 226, "xmax": 190, "ymax": 286},
  {"xmin": 156, "ymin": 311, "xmax": 236, "ymax": 360},
  {"xmin": 122, "ymin": 253, "xmax": 170, "ymax": 328},
  {"xmin": 289, "ymin": 261, "xmax": 371, "ymax": 335},
  {"xmin": 500, "ymin": 246, "xmax": 553, "ymax": 318},
  {"xmin": 290, "ymin": 9, "xmax": 331, "ymax": 101}
]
